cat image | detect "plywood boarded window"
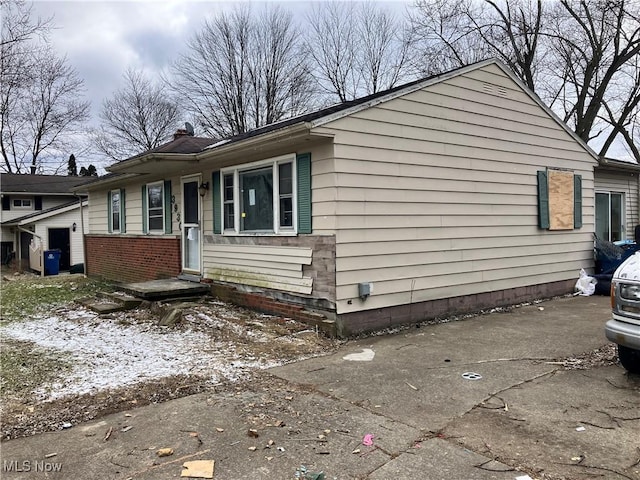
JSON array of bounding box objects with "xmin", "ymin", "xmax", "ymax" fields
[{"xmin": 537, "ymin": 169, "xmax": 582, "ymax": 230}]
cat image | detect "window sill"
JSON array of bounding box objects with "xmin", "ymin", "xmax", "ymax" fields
[{"xmin": 222, "ymin": 230, "xmax": 297, "ymax": 237}]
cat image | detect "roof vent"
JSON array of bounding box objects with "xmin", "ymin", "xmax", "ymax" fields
[{"xmin": 483, "ymin": 83, "xmax": 508, "ymax": 97}]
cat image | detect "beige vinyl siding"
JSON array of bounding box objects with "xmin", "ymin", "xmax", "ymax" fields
[
  {"xmin": 201, "ymin": 142, "xmax": 334, "ymax": 293},
  {"xmin": 203, "ymin": 244, "xmax": 313, "ymax": 294},
  {"xmin": 594, "ymin": 170, "xmax": 639, "ymax": 240},
  {"xmin": 88, "ymin": 191, "xmax": 108, "ymax": 234},
  {"xmin": 89, "ymin": 180, "xmax": 180, "ymax": 236},
  {"xmin": 306, "ymin": 141, "xmax": 337, "ymax": 234},
  {"xmin": 125, "ymin": 185, "xmax": 144, "ymax": 235},
  {"xmin": 317, "ymin": 63, "xmax": 596, "ymax": 314}
]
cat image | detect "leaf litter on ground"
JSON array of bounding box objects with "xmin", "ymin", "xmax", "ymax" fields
[{"xmin": 0, "ymin": 273, "xmax": 338, "ymax": 440}]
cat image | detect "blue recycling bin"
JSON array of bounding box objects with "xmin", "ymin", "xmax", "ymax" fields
[{"xmin": 44, "ymin": 249, "xmax": 61, "ymax": 276}]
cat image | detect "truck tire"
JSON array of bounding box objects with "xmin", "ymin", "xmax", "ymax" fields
[{"xmin": 618, "ymin": 345, "xmax": 640, "ymax": 374}]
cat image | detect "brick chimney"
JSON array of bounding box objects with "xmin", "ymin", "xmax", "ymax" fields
[{"xmin": 173, "ymin": 129, "xmax": 188, "ymax": 140}]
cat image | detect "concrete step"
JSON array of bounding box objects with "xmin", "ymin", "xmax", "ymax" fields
[
  {"xmin": 102, "ymin": 292, "xmax": 143, "ymax": 309},
  {"xmin": 79, "ymin": 291, "xmax": 144, "ymax": 314}
]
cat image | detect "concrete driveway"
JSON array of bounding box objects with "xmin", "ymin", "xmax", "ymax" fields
[{"xmin": 2, "ymin": 295, "xmax": 639, "ymax": 479}]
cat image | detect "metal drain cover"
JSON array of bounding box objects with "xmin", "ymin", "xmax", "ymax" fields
[{"xmin": 461, "ymin": 372, "xmax": 483, "ymax": 380}]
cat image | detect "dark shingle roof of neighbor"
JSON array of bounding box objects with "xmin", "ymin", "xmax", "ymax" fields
[{"xmin": 0, "ymin": 173, "xmax": 93, "ymax": 194}]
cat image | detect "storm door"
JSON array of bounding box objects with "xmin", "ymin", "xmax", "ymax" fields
[{"xmin": 182, "ymin": 176, "xmax": 201, "ymax": 273}]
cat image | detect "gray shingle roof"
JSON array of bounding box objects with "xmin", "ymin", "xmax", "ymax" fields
[{"xmin": 1, "ymin": 174, "xmax": 93, "ymax": 194}]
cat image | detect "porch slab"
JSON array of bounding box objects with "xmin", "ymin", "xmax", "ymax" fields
[{"xmin": 120, "ymin": 278, "xmax": 210, "ymax": 300}]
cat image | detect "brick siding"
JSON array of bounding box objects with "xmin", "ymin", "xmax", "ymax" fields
[
  {"xmin": 209, "ymin": 282, "xmax": 335, "ymax": 336},
  {"xmin": 86, "ymin": 235, "xmax": 180, "ymax": 283},
  {"xmin": 336, "ymin": 279, "xmax": 576, "ymax": 337}
]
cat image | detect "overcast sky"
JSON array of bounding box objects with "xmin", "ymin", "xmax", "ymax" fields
[
  {"xmin": 32, "ymin": 1, "xmax": 407, "ymax": 126},
  {"xmin": 27, "ymin": 1, "xmax": 634, "ymax": 166},
  {"xmin": 28, "ymin": 1, "xmax": 409, "ymax": 170}
]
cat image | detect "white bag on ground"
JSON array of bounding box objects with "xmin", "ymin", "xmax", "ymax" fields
[{"xmin": 575, "ymin": 268, "xmax": 597, "ymax": 296}]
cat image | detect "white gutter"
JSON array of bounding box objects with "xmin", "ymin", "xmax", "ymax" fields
[
  {"xmin": 107, "ymin": 154, "xmax": 198, "ymax": 174},
  {"xmin": 195, "ymin": 122, "xmax": 312, "ymax": 162}
]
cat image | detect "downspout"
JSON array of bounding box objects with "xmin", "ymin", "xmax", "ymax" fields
[
  {"xmin": 17, "ymin": 225, "xmax": 44, "ymax": 277},
  {"xmin": 76, "ymin": 195, "xmax": 86, "ymax": 278}
]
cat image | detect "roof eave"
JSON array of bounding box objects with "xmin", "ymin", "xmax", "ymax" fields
[
  {"xmin": 309, "ymin": 59, "xmax": 499, "ymax": 129},
  {"xmin": 74, "ymin": 173, "xmax": 140, "ymax": 192},
  {"xmin": 107, "ymin": 153, "xmax": 199, "ymax": 174},
  {"xmin": 596, "ymin": 157, "xmax": 640, "ymax": 172},
  {"xmin": 2, "ymin": 199, "xmax": 87, "ymax": 226},
  {"xmin": 196, "ymin": 122, "xmax": 314, "ymax": 163}
]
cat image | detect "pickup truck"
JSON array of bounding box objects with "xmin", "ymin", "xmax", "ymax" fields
[{"xmin": 606, "ymin": 252, "xmax": 640, "ymax": 374}]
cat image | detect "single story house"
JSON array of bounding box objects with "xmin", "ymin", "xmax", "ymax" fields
[
  {"xmin": 81, "ymin": 59, "xmax": 599, "ymax": 336},
  {"xmin": 1, "ymin": 174, "xmax": 90, "ymax": 271}
]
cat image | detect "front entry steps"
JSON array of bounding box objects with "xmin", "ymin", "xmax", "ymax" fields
[
  {"xmin": 81, "ymin": 279, "xmax": 211, "ymax": 314},
  {"xmin": 80, "ymin": 292, "xmax": 143, "ymax": 314},
  {"xmin": 120, "ymin": 278, "xmax": 210, "ymax": 301}
]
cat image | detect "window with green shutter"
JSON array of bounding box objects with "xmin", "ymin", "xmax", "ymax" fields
[
  {"xmin": 142, "ymin": 181, "xmax": 170, "ymax": 234},
  {"xmin": 108, "ymin": 189, "xmax": 121, "ymax": 233},
  {"xmin": 537, "ymin": 169, "xmax": 583, "ymax": 230},
  {"xmin": 213, "ymin": 152, "xmax": 311, "ymax": 235}
]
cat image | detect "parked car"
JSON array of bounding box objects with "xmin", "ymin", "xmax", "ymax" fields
[{"xmin": 607, "ymin": 252, "xmax": 640, "ymax": 373}]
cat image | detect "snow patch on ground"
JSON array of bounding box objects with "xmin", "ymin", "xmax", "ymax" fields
[{"xmin": 2, "ymin": 309, "xmax": 280, "ymax": 400}]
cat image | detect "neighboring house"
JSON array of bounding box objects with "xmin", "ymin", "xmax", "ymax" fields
[
  {"xmin": 594, "ymin": 157, "xmax": 640, "ymax": 242},
  {"xmin": 82, "ymin": 59, "xmax": 598, "ymax": 336},
  {"xmin": 0, "ymin": 174, "xmax": 90, "ymax": 271}
]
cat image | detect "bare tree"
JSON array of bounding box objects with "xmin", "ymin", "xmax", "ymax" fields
[
  {"xmin": 306, "ymin": 1, "xmax": 416, "ymax": 102},
  {"xmin": 356, "ymin": 2, "xmax": 415, "ymax": 95},
  {"xmin": 547, "ymin": 0, "xmax": 640, "ymax": 158},
  {"xmin": 409, "ymin": 0, "xmax": 640, "ymax": 160},
  {"xmin": 408, "ymin": 0, "xmax": 493, "ymax": 75},
  {"xmin": 409, "ymin": 0, "xmax": 544, "ymax": 89},
  {"xmin": 94, "ymin": 68, "xmax": 181, "ymax": 161},
  {"xmin": 170, "ymin": 5, "xmax": 312, "ymax": 138},
  {"xmin": 1, "ymin": 0, "xmax": 89, "ymax": 174},
  {"xmin": 305, "ymin": 2, "xmax": 360, "ymax": 102}
]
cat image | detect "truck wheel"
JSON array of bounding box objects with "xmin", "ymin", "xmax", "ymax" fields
[{"xmin": 618, "ymin": 345, "xmax": 640, "ymax": 374}]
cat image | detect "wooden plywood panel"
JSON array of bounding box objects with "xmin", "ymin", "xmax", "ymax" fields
[{"xmin": 548, "ymin": 170, "xmax": 574, "ymax": 230}]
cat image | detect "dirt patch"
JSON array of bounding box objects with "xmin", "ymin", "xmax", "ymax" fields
[
  {"xmin": 548, "ymin": 342, "xmax": 619, "ymax": 370},
  {"xmin": 0, "ymin": 276, "xmax": 338, "ymax": 441}
]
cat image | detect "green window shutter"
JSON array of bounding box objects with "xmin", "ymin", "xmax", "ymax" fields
[
  {"xmin": 296, "ymin": 152, "xmax": 312, "ymax": 234},
  {"xmin": 120, "ymin": 189, "xmax": 126, "ymax": 233},
  {"xmin": 164, "ymin": 180, "xmax": 172, "ymax": 234},
  {"xmin": 34, "ymin": 196, "xmax": 42, "ymax": 210},
  {"xmin": 212, "ymin": 171, "xmax": 222, "ymax": 234},
  {"xmin": 537, "ymin": 170, "xmax": 549, "ymax": 229},
  {"xmin": 107, "ymin": 191, "xmax": 113, "ymax": 233},
  {"xmin": 574, "ymin": 174, "xmax": 582, "ymax": 229},
  {"xmin": 141, "ymin": 185, "xmax": 148, "ymax": 234}
]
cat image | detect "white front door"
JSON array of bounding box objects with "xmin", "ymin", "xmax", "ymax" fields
[{"xmin": 182, "ymin": 176, "xmax": 201, "ymax": 273}]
